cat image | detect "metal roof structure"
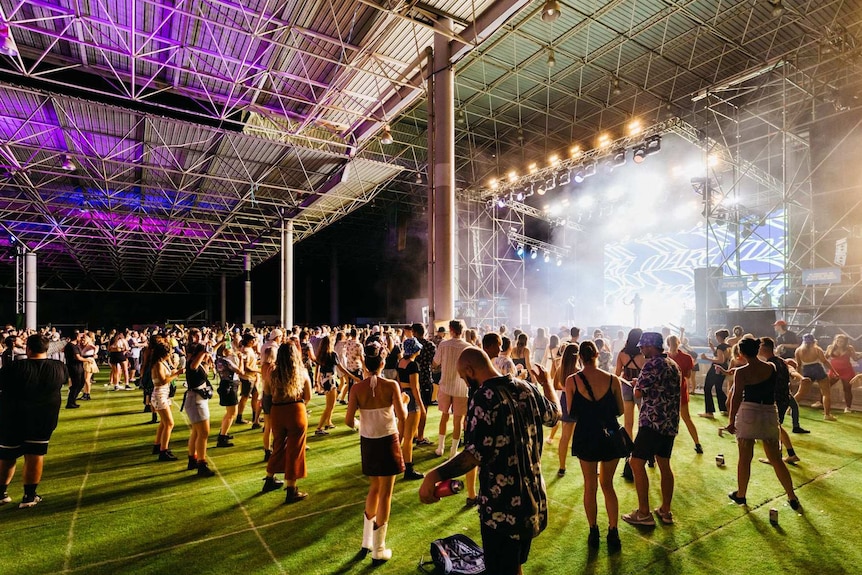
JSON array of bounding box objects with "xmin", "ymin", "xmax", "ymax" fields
[{"xmin": 0, "ymin": 0, "xmax": 860, "ymax": 292}]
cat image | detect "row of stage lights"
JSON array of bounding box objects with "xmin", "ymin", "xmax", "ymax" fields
[
  {"xmin": 514, "ymin": 242, "xmax": 564, "ymax": 266},
  {"xmin": 487, "ymin": 121, "xmax": 663, "ymax": 200}
]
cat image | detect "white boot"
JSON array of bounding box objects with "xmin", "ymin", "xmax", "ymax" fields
[
  {"xmin": 449, "ymin": 437, "xmax": 460, "ymax": 459},
  {"xmin": 361, "ymin": 513, "xmax": 375, "ymax": 554},
  {"xmin": 372, "ymin": 522, "xmax": 391, "ymax": 562}
]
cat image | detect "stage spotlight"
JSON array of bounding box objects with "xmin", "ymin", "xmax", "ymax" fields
[
  {"xmin": 610, "ymin": 148, "xmax": 626, "ymax": 168},
  {"xmin": 597, "ymin": 133, "xmax": 611, "ymax": 148},
  {"xmin": 380, "ymin": 125, "xmax": 394, "ymax": 145},
  {"xmin": 507, "ymin": 170, "xmax": 518, "ymax": 183},
  {"xmin": 558, "ymin": 169, "xmax": 571, "ymax": 186},
  {"xmin": 61, "ymin": 155, "xmax": 77, "ymax": 172},
  {"xmin": 583, "ymin": 160, "xmax": 597, "ymax": 178},
  {"xmin": 645, "ymin": 134, "xmax": 661, "ymax": 155},
  {"xmin": 543, "ymin": 251, "xmax": 550, "ymax": 263},
  {"xmin": 516, "ymin": 190, "xmax": 525, "ymax": 201},
  {"xmin": 570, "ymin": 145, "xmax": 582, "ymax": 158},
  {"xmin": 543, "ymin": 174, "xmax": 556, "ymax": 193},
  {"xmin": 516, "ymin": 243, "xmax": 525, "ymax": 257},
  {"xmin": 632, "ymin": 143, "xmax": 647, "ymax": 163},
  {"xmin": 528, "ymin": 162, "xmax": 538, "ymax": 174},
  {"xmin": 556, "ymin": 256, "xmax": 563, "ymax": 267},
  {"xmin": 549, "ymin": 154, "xmax": 561, "ymax": 167},
  {"xmin": 628, "ymin": 119, "xmax": 642, "ymax": 136},
  {"xmin": 541, "ymin": 0, "xmax": 561, "ymax": 23},
  {"xmin": 530, "ymin": 246, "xmax": 538, "ymax": 260},
  {"xmin": 496, "ymin": 197, "xmax": 507, "ymax": 208},
  {"xmin": 488, "ymin": 178, "xmax": 499, "ymax": 190},
  {"xmin": 573, "ymin": 168, "xmax": 585, "ymax": 184}
]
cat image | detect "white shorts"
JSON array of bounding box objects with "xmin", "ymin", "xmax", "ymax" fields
[
  {"xmin": 437, "ymin": 391, "xmax": 468, "ymax": 417},
  {"xmin": 151, "ymin": 385, "xmax": 172, "ymax": 411},
  {"xmin": 184, "ymin": 392, "xmax": 210, "ymax": 424}
]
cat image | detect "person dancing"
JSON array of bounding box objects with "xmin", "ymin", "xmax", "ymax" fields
[{"xmin": 725, "ymin": 337, "xmax": 801, "ymax": 511}]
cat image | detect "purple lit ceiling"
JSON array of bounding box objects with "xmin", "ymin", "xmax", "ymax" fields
[{"xmin": 0, "ymin": 0, "xmax": 860, "ymax": 291}]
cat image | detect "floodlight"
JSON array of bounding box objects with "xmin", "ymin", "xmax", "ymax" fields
[
  {"xmin": 0, "ymin": 21, "xmax": 18, "ymax": 58},
  {"xmin": 61, "ymin": 155, "xmax": 77, "ymax": 172},
  {"xmin": 530, "ymin": 246, "xmax": 538, "ymax": 260},
  {"xmin": 380, "ymin": 125, "xmax": 394, "ymax": 145},
  {"xmin": 541, "ymin": 1, "xmax": 561, "ymax": 23},
  {"xmin": 632, "ymin": 144, "xmax": 647, "ymax": 164},
  {"xmin": 516, "ymin": 243, "xmax": 525, "ymax": 257},
  {"xmin": 543, "ymin": 251, "xmax": 550, "ymax": 263}
]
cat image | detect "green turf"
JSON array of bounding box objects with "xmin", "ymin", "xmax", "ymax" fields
[{"xmin": 4, "ymin": 374, "xmax": 861, "ymax": 575}]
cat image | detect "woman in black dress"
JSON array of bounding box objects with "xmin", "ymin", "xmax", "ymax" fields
[{"xmin": 567, "ymin": 340, "xmax": 626, "ymax": 551}]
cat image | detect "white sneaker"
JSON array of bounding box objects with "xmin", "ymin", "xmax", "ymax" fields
[
  {"xmin": 434, "ymin": 448, "xmax": 444, "ymax": 457},
  {"xmin": 811, "ymin": 401, "xmax": 823, "ymax": 408},
  {"xmin": 844, "ymin": 407, "xmax": 853, "ymax": 413}
]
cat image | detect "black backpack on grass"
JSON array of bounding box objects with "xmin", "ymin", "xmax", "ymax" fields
[{"xmin": 419, "ymin": 534, "xmax": 484, "ymax": 575}]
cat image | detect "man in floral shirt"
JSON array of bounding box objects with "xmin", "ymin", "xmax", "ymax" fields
[
  {"xmin": 411, "ymin": 323, "xmax": 436, "ymax": 446},
  {"xmin": 419, "ymin": 348, "xmax": 560, "ymax": 575},
  {"xmin": 622, "ymin": 331, "xmax": 681, "ymax": 527}
]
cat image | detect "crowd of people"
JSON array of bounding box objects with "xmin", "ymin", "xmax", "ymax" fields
[{"xmin": 0, "ymin": 318, "xmax": 858, "ymax": 574}]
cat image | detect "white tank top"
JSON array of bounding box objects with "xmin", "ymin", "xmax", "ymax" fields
[{"xmin": 359, "ymin": 376, "xmax": 398, "ymax": 439}]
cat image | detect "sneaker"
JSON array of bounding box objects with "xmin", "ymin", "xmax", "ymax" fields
[
  {"xmin": 124, "ymin": 385, "xmax": 134, "ymax": 390},
  {"xmin": 811, "ymin": 401, "xmax": 823, "ymax": 408},
  {"xmin": 324, "ymin": 424, "xmax": 336, "ymax": 430},
  {"xmin": 415, "ymin": 437, "xmax": 432, "ymax": 446},
  {"xmin": 784, "ymin": 455, "xmax": 800, "ymax": 464},
  {"xmin": 314, "ymin": 429, "xmax": 329, "ymax": 436},
  {"xmin": 65, "ymin": 404, "xmax": 80, "ymax": 409},
  {"xmin": 434, "ymin": 448, "xmax": 444, "ymax": 457},
  {"xmin": 728, "ymin": 491, "xmax": 747, "ymax": 505},
  {"xmin": 0, "ymin": 492, "xmax": 11, "ymax": 505},
  {"xmin": 19, "ymin": 494, "xmax": 42, "ymax": 508},
  {"xmin": 262, "ymin": 476, "xmax": 284, "ymax": 493},
  {"xmin": 844, "ymin": 407, "xmax": 853, "ymax": 414},
  {"xmin": 694, "ymin": 443, "xmax": 704, "ymax": 454},
  {"xmin": 464, "ymin": 497, "xmax": 478, "ymax": 508},
  {"xmin": 622, "ymin": 509, "xmax": 656, "ymax": 527},
  {"xmin": 720, "ymin": 411, "xmax": 729, "ymax": 416},
  {"xmin": 824, "ymin": 414, "xmax": 837, "ymax": 421},
  {"xmin": 792, "ymin": 427, "xmax": 811, "ymax": 434},
  {"xmin": 251, "ymin": 422, "xmax": 262, "ymax": 430},
  {"xmin": 698, "ymin": 412, "xmax": 715, "ymax": 419},
  {"xmin": 654, "ymin": 507, "xmax": 674, "ymax": 525},
  {"xmin": 337, "ymin": 399, "xmax": 347, "ymax": 405},
  {"xmin": 758, "ymin": 457, "xmax": 771, "ymax": 465},
  {"xmin": 557, "ymin": 468, "xmax": 566, "ymax": 478},
  {"xmin": 113, "ymin": 385, "xmax": 121, "ymax": 391}
]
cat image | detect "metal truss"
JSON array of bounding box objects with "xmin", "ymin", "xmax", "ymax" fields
[{"xmin": 695, "ymin": 46, "xmax": 862, "ymax": 334}]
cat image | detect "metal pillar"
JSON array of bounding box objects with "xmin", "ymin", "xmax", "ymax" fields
[
  {"xmin": 220, "ymin": 273, "xmax": 227, "ymax": 325},
  {"xmin": 243, "ymin": 253, "xmax": 252, "ymax": 325},
  {"xmin": 24, "ymin": 251, "xmax": 36, "ymax": 330},
  {"xmin": 280, "ymin": 219, "xmax": 294, "ymax": 329},
  {"xmin": 428, "ymin": 18, "xmax": 455, "ymax": 325}
]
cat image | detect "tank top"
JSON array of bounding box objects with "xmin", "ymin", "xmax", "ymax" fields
[
  {"xmin": 359, "ymin": 376, "xmax": 398, "ymax": 439},
  {"xmin": 621, "ymin": 353, "xmax": 641, "ymax": 381},
  {"xmin": 396, "ymin": 360, "xmax": 418, "ymax": 388},
  {"xmin": 743, "ymin": 370, "xmax": 776, "ymax": 404}
]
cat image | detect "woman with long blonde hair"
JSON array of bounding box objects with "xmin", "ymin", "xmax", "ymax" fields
[{"xmin": 261, "ymin": 342, "xmax": 312, "ymax": 502}]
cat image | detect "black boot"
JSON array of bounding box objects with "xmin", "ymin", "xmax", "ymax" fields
[
  {"xmin": 196, "ymin": 461, "xmax": 215, "ymax": 477},
  {"xmin": 403, "ymin": 462, "xmax": 424, "ymax": 481},
  {"xmin": 150, "ymin": 412, "xmax": 158, "ymax": 424},
  {"xmin": 263, "ymin": 449, "xmax": 272, "ymax": 462},
  {"xmin": 216, "ymin": 434, "xmax": 234, "ymax": 448},
  {"xmin": 187, "ymin": 455, "xmax": 197, "ymax": 471},
  {"xmin": 262, "ymin": 476, "xmax": 284, "ymax": 493}
]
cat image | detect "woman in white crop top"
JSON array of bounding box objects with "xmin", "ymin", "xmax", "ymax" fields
[{"xmin": 345, "ymin": 343, "xmax": 407, "ymax": 565}]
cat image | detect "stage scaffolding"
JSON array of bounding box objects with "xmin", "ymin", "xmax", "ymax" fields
[{"xmin": 692, "ymin": 54, "xmax": 862, "ymax": 336}]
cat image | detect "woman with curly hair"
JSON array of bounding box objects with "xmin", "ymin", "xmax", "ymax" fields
[
  {"xmin": 149, "ymin": 336, "xmax": 183, "ymax": 461},
  {"xmin": 261, "ymin": 342, "xmax": 312, "ymax": 503}
]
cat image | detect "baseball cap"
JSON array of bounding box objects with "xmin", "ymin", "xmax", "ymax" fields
[
  {"xmin": 372, "ymin": 325, "xmax": 381, "ymax": 334},
  {"xmin": 802, "ymin": 333, "xmax": 815, "ymax": 344},
  {"xmin": 637, "ymin": 331, "xmax": 664, "ymax": 349},
  {"xmin": 773, "ymin": 320, "xmax": 787, "ymax": 327},
  {"xmin": 267, "ymin": 328, "xmax": 284, "ymax": 341},
  {"xmin": 402, "ymin": 337, "xmax": 423, "ymax": 356}
]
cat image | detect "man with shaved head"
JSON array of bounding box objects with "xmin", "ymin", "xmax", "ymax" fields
[{"xmin": 419, "ymin": 348, "xmax": 560, "ymax": 575}]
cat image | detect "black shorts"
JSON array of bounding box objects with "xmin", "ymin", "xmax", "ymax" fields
[
  {"xmin": 240, "ymin": 379, "xmax": 252, "ymax": 397},
  {"xmin": 218, "ymin": 380, "xmax": 240, "ymax": 407},
  {"xmin": 631, "ymin": 426, "xmax": 676, "ymax": 460},
  {"xmin": 109, "ymin": 351, "xmax": 126, "ymax": 365},
  {"xmin": 480, "ymin": 524, "xmax": 533, "ymax": 575},
  {"xmin": 0, "ymin": 440, "xmax": 50, "ymax": 460}
]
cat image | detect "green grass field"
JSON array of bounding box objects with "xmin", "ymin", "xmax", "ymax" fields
[{"xmin": 4, "ymin": 374, "xmax": 860, "ymax": 575}]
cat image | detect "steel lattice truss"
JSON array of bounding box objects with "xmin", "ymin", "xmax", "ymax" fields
[{"xmin": 0, "ymin": 0, "xmax": 860, "ymax": 295}]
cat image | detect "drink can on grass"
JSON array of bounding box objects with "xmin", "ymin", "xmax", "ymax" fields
[
  {"xmin": 715, "ymin": 454, "xmax": 725, "ymax": 466},
  {"xmin": 770, "ymin": 508, "xmax": 779, "ymax": 525}
]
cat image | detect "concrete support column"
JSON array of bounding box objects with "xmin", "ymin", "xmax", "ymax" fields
[
  {"xmin": 330, "ymin": 246, "xmax": 339, "ymax": 326},
  {"xmin": 243, "ymin": 253, "xmax": 252, "ymax": 325},
  {"xmin": 220, "ymin": 273, "xmax": 227, "ymax": 325},
  {"xmin": 428, "ymin": 19, "xmax": 456, "ymax": 326},
  {"xmin": 280, "ymin": 219, "xmax": 294, "ymax": 329},
  {"xmin": 24, "ymin": 251, "xmax": 36, "ymax": 330}
]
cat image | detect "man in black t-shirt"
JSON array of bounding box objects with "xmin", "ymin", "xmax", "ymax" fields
[
  {"xmin": 63, "ymin": 335, "xmax": 86, "ymax": 409},
  {"xmin": 0, "ymin": 334, "xmax": 69, "ymax": 508},
  {"xmin": 774, "ymin": 320, "xmax": 799, "ymax": 360}
]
